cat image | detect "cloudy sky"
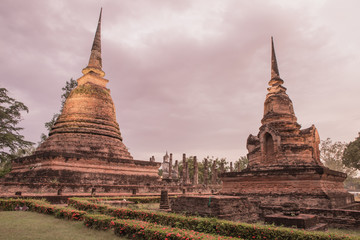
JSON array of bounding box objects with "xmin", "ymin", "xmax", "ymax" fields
[{"xmin": 1, "ymin": 0, "xmax": 359, "ymax": 163}]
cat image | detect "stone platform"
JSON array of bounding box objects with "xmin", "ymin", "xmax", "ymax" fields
[
  {"xmin": 264, "ymin": 213, "xmax": 327, "ymax": 230},
  {"xmin": 172, "ymin": 195, "xmax": 260, "ymax": 222},
  {"xmin": 0, "ymin": 152, "xmax": 160, "ymax": 196},
  {"xmin": 220, "ymin": 165, "xmax": 354, "ymax": 209}
]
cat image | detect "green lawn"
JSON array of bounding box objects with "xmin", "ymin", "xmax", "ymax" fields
[{"xmin": 0, "ymin": 211, "xmax": 125, "ymax": 240}]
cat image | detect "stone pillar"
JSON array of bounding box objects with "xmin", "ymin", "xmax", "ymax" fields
[
  {"xmin": 57, "ymin": 188, "xmax": 63, "ymax": 196},
  {"xmin": 230, "ymin": 162, "xmax": 233, "ymax": 172},
  {"xmin": 220, "ymin": 162, "xmax": 225, "ymax": 174},
  {"xmin": 150, "ymin": 156, "xmax": 155, "ymax": 162},
  {"xmin": 185, "ymin": 160, "xmax": 190, "ymax": 185},
  {"xmin": 203, "ymin": 158, "xmax": 209, "ymax": 185},
  {"xmin": 237, "ymin": 162, "xmax": 241, "ymax": 172},
  {"xmin": 193, "ymin": 156, "xmax": 198, "ymax": 185},
  {"xmin": 211, "ymin": 161, "xmax": 217, "ymax": 185},
  {"xmin": 173, "ymin": 160, "xmax": 179, "ymax": 179},
  {"xmin": 182, "ymin": 153, "xmax": 187, "ymax": 184},
  {"xmin": 160, "ymin": 190, "xmax": 170, "ymax": 210},
  {"xmin": 169, "ymin": 153, "xmax": 173, "ymax": 179}
]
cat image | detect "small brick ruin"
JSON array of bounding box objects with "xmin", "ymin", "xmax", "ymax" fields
[
  {"xmin": 172, "ymin": 38, "xmax": 360, "ymax": 229},
  {"xmin": 0, "ymin": 9, "xmax": 160, "ymax": 196}
]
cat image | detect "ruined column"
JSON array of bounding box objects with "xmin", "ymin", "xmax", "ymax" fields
[
  {"xmin": 150, "ymin": 156, "xmax": 155, "ymax": 162},
  {"xmin": 182, "ymin": 153, "xmax": 187, "ymax": 184},
  {"xmin": 193, "ymin": 156, "xmax": 198, "ymax": 185},
  {"xmin": 159, "ymin": 190, "xmax": 170, "ymax": 210},
  {"xmin": 169, "ymin": 153, "xmax": 173, "ymax": 179},
  {"xmin": 230, "ymin": 162, "xmax": 233, "ymax": 172},
  {"xmin": 185, "ymin": 160, "xmax": 190, "ymax": 185},
  {"xmin": 220, "ymin": 162, "xmax": 225, "ymax": 174},
  {"xmin": 173, "ymin": 160, "xmax": 179, "ymax": 179},
  {"xmin": 203, "ymin": 158, "xmax": 209, "ymax": 185},
  {"xmin": 211, "ymin": 161, "xmax": 217, "ymax": 185}
]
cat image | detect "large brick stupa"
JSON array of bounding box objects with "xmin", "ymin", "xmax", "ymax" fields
[
  {"xmin": 220, "ymin": 38, "xmax": 354, "ymax": 209},
  {"xmin": 0, "ymin": 9, "xmax": 160, "ymax": 196}
]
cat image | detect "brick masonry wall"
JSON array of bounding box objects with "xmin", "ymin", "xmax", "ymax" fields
[
  {"xmin": 172, "ymin": 195, "xmax": 261, "ymax": 222},
  {"xmin": 260, "ymin": 205, "xmax": 360, "ymax": 229}
]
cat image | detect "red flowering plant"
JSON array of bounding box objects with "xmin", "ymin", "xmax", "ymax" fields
[
  {"xmin": 68, "ymin": 198, "xmax": 108, "ymax": 213},
  {"xmin": 112, "ymin": 218, "xmax": 239, "ymax": 240},
  {"xmin": 55, "ymin": 207, "xmax": 87, "ymax": 221},
  {"xmin": 83, "ymin": 214, "xmax": 116, "ymax": 231}
]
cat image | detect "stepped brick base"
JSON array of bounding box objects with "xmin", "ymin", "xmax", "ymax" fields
[
  {"xmin": 0, "ymin": 152, "xmax": 161, "ymax": 195},
  {"xmin": 220, "ymin": 166, "xmax": 354, "ymax": 209}
]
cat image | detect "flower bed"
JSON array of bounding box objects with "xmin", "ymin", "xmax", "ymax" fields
[
  {"xmin": 55, "ymin": 207, "xmax": 87, "ymax": 221},
  {"xmin": 72, "ymin": 196, "xmax": 175, "ymax": 204},
  {"xmin": 84, "ymin": 214, "xmax": 239, "ymax": 240},
  {"xmin": 69, "ymin": 197, "xmax": 356, "ymax": 240},
  {"xmin": 0, "ymin": 198, "xmax": 85, "ymax": 221},
  {"xmin": 68, "ymin": 198, "xmax": 108, "ymax": 212},
  {"xmin": 0, "ymin": 198, "xmax": 35, "ymax": 211}
]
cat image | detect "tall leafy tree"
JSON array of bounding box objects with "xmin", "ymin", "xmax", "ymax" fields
[
  {"xmin": 343, "ymin": 133, "xmax": 360, "ymax": 170},
  {"xmin": 39, "ymin": 78, "xmax": 77, "ymax": 143},
  {"xmin": 320, "ymin": 138, "xmax": 357, "ymax": 188},
  {"xmin": 0, "ymin": 88, "xmax": 33, "ymax": 176}
]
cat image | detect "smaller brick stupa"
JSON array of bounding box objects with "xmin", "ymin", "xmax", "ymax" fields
[
  {"xmin": 0, "ymin": 9, "xmax": 160, "ymax": 197},
  {"xmin": 220, "ymin": 38, "xmax": 354, "ymax": 209}
]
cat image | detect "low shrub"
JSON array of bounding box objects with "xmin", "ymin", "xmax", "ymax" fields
[
  {"xmin": 32, "ymin": 202, "xmax": 58, "ymax": 215},
  {"xmin": 83, "ymin": 214, "xmax": 115, "ymax": 231},
  {"xmin": 55, "ymin": 207, "xmax": 87, "ymax": 221},
  {"xmin": 68, "ymin": 198, "xmax": 108, "ymax": 213},
  {"xmin": 73, "ymin": 196, "xmax": 173, "ymax": 204},
  {"xmin": 0, "ymin": 198, "xmax": 55, "ymax": 214},
  {"xmin": 0, "ymin": 198, "xmax": 86, "ymax": 221},
  {"xmin": 0, "ymin": 198, "xmax": 33, "ymax": 211},
  {"xmin": 83, "ymin": 213, "xmax": 239, "ymax": 239}
]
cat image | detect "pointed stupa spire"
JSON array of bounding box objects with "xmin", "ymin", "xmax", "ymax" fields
[
  {"xmin": 82, "ymin": 8, "xmax": 105, "ymax": 77},
  {"xmin": 271, "ymin": 36, "xmax": 280, "ymax": 79},
  {"xmin": 268, "ymin": 37, "xmax": 284, "ymax": 88}
]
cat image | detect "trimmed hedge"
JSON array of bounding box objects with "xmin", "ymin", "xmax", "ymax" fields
[
  {"xmin": 0, "ymin": 198, "xmax": 56, "ymax": 214},
  {"xmin": 84, "ymin": 214, "xmax": 239, "ymax": 240},
  {"xmin": 68, "ymin": 198, "xmax": 108, "ymax": 212},
  {"xmin": 69, "ymin": 197, "xmax": 356, "ymax": 240},
  {"xmin": 55, "ymin": 207, "xmax": 87, "ymax": 221},
  {"xmin": 73, "ymin": 196, "xmax": 175, "ymax": 204},
  {"xmin": 0, "ymin": 198, "xmax": 85, "ymax": 221}
]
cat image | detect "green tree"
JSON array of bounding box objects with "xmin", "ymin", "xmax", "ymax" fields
[
  {"xmin": 234, "ymin": 156, "xmax": 248, "ymax": 171},
  {"xmin": 39, "ymin": 78, "xmax": 77, "ymax": 143},
  {"xmin": 203, "ymin": 156, "xmax": 228, "ymax": 184},
  {"xmin": 343, "ymin": 133, "xmax": 360, "ymax": 170},
  {"xmin": 0, "ymin": 88, "xmax": 33, "ymax": 176},
  {"xmin": 177, "ymin": 156, "xmax": 229, "ymax": 184},
  {"xmin": 60, "ymin": 78, "xmax": 77, "ymax": 109},
  {"xmin": 320, "ymin": 138, "xmax": 357, "ymax": 188}
]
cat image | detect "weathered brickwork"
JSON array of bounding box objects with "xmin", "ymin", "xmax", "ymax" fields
[
  {"xmin": 0, "ymin": 10, "xmax": 160, "ymax": 196},
  {"xmin": 172, "ymin": 195, "xmax": 260, "ymax": 222},
  {"xmin": 220, "ymin": 38, "xmax": 354, "ymax": 209}
]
